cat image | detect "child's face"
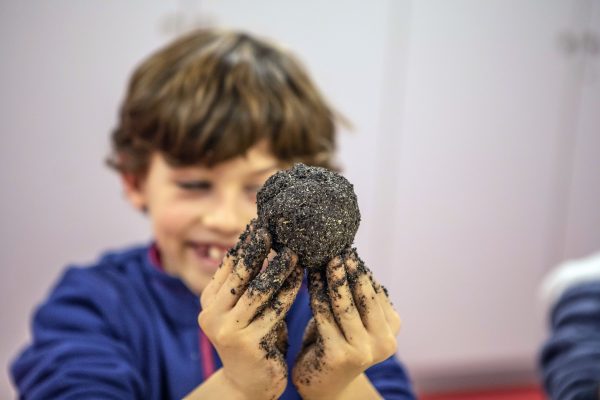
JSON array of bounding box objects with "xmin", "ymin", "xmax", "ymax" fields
[{"xmin": 123, "ymin": 141, "xmax": 281, "ymax": 295}]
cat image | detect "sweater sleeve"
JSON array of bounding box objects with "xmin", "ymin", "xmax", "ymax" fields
[
  {"xmin": 364, "ymin": 354, "xmax": 415, "ymax": 399},
  {"xmin": 11, "ymin": 268, "xmax": 146, "ymax": 399},
  {"xmin": 540, "ymin": 281, "xmax": 600, "ymax": 400}
]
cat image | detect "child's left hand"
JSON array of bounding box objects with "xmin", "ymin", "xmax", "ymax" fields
[{"xmin": 292, "ymin": 248, "xmax": 401, "ymax": 400}]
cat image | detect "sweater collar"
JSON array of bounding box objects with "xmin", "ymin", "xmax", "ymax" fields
[{"xmin": 142, "ymin": 242, "xmax": 201, "ymax": 327}]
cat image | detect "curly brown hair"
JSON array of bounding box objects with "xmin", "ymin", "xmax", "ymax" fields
[{"xmin": 107, "ymin": 28, "xmax": 343, "ymax": 177}]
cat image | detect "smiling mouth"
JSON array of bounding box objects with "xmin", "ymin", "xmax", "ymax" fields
[{"xmin": 190, "ymin": 243, "xmax": 232, "ymax": 267}]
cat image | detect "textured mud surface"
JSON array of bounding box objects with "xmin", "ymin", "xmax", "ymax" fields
[{"xmin": 256, "ymin": 163, "xmax": 360, "ymax": 269}]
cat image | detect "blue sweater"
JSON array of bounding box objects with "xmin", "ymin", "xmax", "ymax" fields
[
  {"xmin": 540, "ymin": 281, "xmax": 600, "ymax": 400},
  {"xmin": 11, "ymin": 245, "xmax": 415, "ymax": 399}
]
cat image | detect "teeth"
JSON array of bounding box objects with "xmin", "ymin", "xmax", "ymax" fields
[{"xmin": 208, "ymin": 246, "xmax": 224, "ymax": 261}]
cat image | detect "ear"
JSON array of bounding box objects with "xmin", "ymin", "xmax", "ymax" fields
[{"xmin": 120, "ymin": 173, "xmax": 147, "ymax": 212}]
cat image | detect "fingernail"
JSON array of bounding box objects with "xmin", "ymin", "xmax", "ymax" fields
[
  {"xmin": 328, "ymin": 257, "xmax": 345, "ymax": 278},
  {"xmin": 327, "ymin": 255, "xmax": 343, "ymax": 269}
]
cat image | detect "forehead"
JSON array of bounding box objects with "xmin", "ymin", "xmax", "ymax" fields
[{"xmin": 157, "ymin": 140, "xmax": 283, "ymax": 179}]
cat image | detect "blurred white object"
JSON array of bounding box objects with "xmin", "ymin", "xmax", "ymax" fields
[{"xmin": 540, "ymin": 251, "xmax": 600, "ymax": 309}]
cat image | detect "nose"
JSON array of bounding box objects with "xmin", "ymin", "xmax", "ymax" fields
[{"xmin": 202, "ymin": 190, "xmax": 248, "ymax": 238}]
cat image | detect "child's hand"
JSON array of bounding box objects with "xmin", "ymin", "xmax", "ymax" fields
[
  {"xmin": 292, "ymin": 248, "xmax": 401, "ymax": 400},
  {"xmin": 198, "ymin": 221, "xmax": 304, "ymax": 400}
]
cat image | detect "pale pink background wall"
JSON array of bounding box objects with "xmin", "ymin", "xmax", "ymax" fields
[{"xmin": 1, "ymin": 0, "xmax": 599, "ymax": 396}]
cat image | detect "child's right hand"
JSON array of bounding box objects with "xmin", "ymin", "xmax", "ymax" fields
[{"xmin": 198, "ymin": 221, "xmax": 304, "ymax": 400}]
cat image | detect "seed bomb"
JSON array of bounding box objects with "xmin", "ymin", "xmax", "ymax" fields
[{"xmin": 256, "ymin": 163, "xmax": 360, "ymax": 269}]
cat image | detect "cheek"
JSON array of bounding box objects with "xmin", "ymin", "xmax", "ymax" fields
[
  {"xmin": 152, "ymin": 201, "xmax": 198, "ymax": 240},
  {"xmin": 242, "ymin": 198, "xmax": 259, "ymax": 221}
]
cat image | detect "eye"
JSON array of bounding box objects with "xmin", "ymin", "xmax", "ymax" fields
[
  {"xmin": 176, "ymin": 180, "xmax": 213, "ymax": 192},
  {"xmin": 244, "ymin": 184, "xmax": 261, "ymax": 199}
]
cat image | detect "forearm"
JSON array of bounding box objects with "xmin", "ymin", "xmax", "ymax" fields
[
  {"xmin": 183, "ymin": 369, "xmax": 249, "ymax": 400},
  {"xmin": 298, "ymin": 373, "xmax": 382, "ymax": 400},
  {"xmin": 333, "ymin": 373, "xmax": 382, "ymax": 400}
]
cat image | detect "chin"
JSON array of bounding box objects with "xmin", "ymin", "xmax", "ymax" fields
[
  {"xmin": 189, "ymin": 265, "xmax": 217, "ymax": 293},
  {"xmin": 184, "ymin": 275, "xmax": 210, "ymax": 296}
]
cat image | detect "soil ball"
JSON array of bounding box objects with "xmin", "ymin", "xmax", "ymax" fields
[{"xmin": 256, "ymin": 163, "xmax": 360, "ymax": 269}]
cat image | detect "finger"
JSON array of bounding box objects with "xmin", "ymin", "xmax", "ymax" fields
[
  {"xmin": 326, "ymin": 256, "xmax": 366, "ymax": 344},
  {"xmin": 293, "ymin": 317, "xmax": 321, "ymax": 385},
  {"xmin": 200, "ymin": 221, "xmax": 257, "ymax": 308},
  {"xmin": 212, "ymin": 224, "xmax": 271, "ymax": 311},
  {"xmin": 275, "ymin": 320, "xmax": 289, "ymax": 356},
  {"xmin": 307, "ymin": 268, "xmax": 343, "ymax": 341},
  {"xmin": 365, "ymin": 263, "xmax": 402, "ymax": 335},
  {"xmin": 296, "ymin": 318, "xmax": 318, "ymax": 362},
  {"xmin": 234, "ymin": 248, "xmax": 298, "ymax": 325},
  {"xmin": 343, "ymin": 248, "xmax": 389, "ymax": 334},
  {"xmin": 301, "ymin": 318, "xmax": 318, "ymax": 347},
  {"xmin": 259, "ymin": 320, "xmax": 287, "ymax": 361},
  {"xmin": 200, "ymin": 250, "xmax": 236, "ymax": 309},
  {"xmin": 251, "ymin": 263, "xmax": 304, "ymax": 332}
]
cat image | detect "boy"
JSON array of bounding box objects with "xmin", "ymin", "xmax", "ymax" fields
[{"xmin": 11, "ymin": 29, "xmax": 415, "ymax": 399}]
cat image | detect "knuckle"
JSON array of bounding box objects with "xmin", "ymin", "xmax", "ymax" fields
[
  {"xmin": 213, "ymin": 328, "xmax": 234, "ymax": 347},
  {"xmin": 376, "ymin": 335, "xmax": 398, "ymax": 359},
  {"xmin": 199, "ymin": 291, "xmax": 210, "ymax": 308},
  {"xmin": 197, "ymin": 311, "xmax": 210, "ymax": 331}
]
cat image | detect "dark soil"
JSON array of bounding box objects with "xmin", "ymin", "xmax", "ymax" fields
[{"xmin": 256, "ymin": 163, "xmax": 360, "ymax": 269}]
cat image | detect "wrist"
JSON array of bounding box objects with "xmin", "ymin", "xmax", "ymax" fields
[
  {"xmin": 295, "ymin": 374, "xmax": 381, "ymax": 400},
  {"xmin": 219, "ymin": 370, "xmax": 255, "ymax": 400},
  {"xmin": 183, "ymin": 369, "xmax": 248, "ymax": 400},
  {"xmin": 222, "ymin": 368, "xmax": 284, "ymax": 400},
  {"xmin": 295, "ymin": 380, "xmax": 345, "ymax": 400}
]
